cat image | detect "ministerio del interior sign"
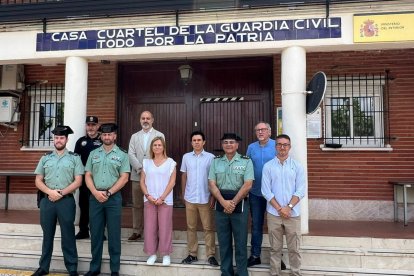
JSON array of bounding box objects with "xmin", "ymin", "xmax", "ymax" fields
[
  {"xmin": 36, "ymin": 17, "xmax": 341, "ymax": 51},
  {"xmin": 354, "ymin": 12, "xmax": 414, "ymax": 43}
]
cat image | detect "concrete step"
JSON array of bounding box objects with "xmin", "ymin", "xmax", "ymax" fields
[
  {"xmin": 1, "ymin": 223, "xmax": 414, "ymax": 275},
  {"xmin": 2, "ymin": 249, "xmax": 414, "ymax": 276},
  {"xmin": 0, "ymin": 232, "xmax": 209, "ymax": 262}
]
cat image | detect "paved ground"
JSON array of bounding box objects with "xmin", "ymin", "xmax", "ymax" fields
[{"xmin": 0, "ymin": 268, "xmax": 66, "ymax": 276}]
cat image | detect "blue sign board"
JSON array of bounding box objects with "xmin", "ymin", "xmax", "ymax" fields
[{"xmin": 36, "ymin": 17, "xmax": 341, "ymax": 51}]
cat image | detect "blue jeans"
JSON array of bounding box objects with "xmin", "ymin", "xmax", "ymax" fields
[{"xmin": 249, "ymin": 193, "xmax": 267, "ymax": 257}]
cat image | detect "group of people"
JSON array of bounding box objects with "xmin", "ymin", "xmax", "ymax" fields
[
  {"xmin": 31, "ymin": 110, "xmax": 306, "ymax": 276},
  {"xmin": 33, "ymin": 120, "xmax": 130, "ymax": 276}
]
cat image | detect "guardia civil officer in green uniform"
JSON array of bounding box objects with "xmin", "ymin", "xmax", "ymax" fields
[
  {"xmin": 32, "ymin": 125, "xmax": 84, "ymax": 276},
  {"xmin": 208, "ymin": 133, "xmax": 254, "ymax": 276},
  {"xmin": 84, "ymin": 123, "xmax": 130, "ymax": 276}
]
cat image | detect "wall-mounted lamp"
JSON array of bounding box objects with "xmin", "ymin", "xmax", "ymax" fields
[{"xmin": 178, "ymin": 64, "xmax": 193, "ymax": 85}]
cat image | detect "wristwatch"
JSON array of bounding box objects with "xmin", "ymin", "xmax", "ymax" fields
[
  {"xmin": 288, "ymin": 203, "xmax": 294, "ymax": 209},
  {"xmin": 106, "ymin": 190, "xmax": 112, "ymax": 197}
]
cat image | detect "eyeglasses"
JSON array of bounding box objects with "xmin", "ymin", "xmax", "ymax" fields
[
  {"xmin": 255, "ymin": 128, "xmax": 269, "ymax": 133},
  {"xmin": 222, "ymin": 140, "xmax": 236, "ymax": 145},
  {"xmin": 276, "ymin": 143, "xmax": 290, "ymax": 148}
]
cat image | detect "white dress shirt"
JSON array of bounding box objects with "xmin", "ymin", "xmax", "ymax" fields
[
  {"xmin": 181, "ymin": 150, "xmax": 215, "ymax": 204},
  {"xmin": 261, "ymin": 156, "xmax": 306, "ymax": 217}
]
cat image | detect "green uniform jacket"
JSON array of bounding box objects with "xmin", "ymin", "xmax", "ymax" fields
[
  {"xmin": 34, "ymin": 149, "xmax": 84, "ymax": 190},
  {"xmin": 85, "ymin": 144, "xmax": 131, "ymax": 190},
  {"xmin": 208, "ymin": 152, "xmax": 254, "ymax": 191}
]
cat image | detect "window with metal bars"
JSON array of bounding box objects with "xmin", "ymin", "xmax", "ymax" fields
[
  {"xmin": 323, "ymin": 73, "xmax": 389, "ymax": 148},
  {"xmin": 24, "ymin": 83, "xmax": 64, "ymax": 148}
]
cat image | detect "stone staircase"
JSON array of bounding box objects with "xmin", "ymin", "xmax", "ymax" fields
[{"xmin": 0, "ymin": 223, "xmax": 414, "ymax": 276}]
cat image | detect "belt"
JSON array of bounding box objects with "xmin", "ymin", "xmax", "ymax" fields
[
  {"xmin": 97, "ymin": 189, "xmax": 115, "ymax": 197},
  {"xmin": 219, "ymin": 189, "xmax": 248, "ymax": 200},
  {"xmin": 55, "ymin": 190, "xmax": 74, "ymax": 198},
  {"xmin": 38, "ymin": 192, "xmax": 73, "ymax": 204}
]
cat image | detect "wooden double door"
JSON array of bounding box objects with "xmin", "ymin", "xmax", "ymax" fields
[{"xmin": 118, "ymin": 57, "xmax": 273, "ymax": 205}]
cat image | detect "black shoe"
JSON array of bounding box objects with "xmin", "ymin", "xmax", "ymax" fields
[
  {"xmin": 281, "ymin": 259, "xmax": 286, "ymax": 270},
  {"xmin": 111, "ymin": 273, "xmax": 119, "ymax": 276},
  {"xmin": 128, "ymin": 233, "xmax": 141, "ymax": 241},
  {"xmin": 75, "ymin": 231, "xmax": 90, "ymax": 240},
  {"xmin": 208, "ymin": 256, "xmax": 219, "ymax": 267},
  {"xmin": 181, "ymin": 254, "xmax": 198, "ymax": 264},
  {"xmin": 31, "ymin": 268, "xmax": 48, "ymax": 276},
  {"xmin": 83, "ymin": 271, "xmax": 100, "ymax": 276},
  {"xmin": 247, "ymin": 255, "xmax": 261, "ymax": 267},
  {"xmin": 69, "ymin": 272, "xmax": 79, "ymax": 276}
]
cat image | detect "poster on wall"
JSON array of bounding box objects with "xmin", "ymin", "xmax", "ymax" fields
[
  {"xmin": 306, "ymin": 107, "xmax": 322, "ymax": 138},
  {"xmin": 276, "ymin": 107, "xmax": 322, "ymax": 138},
  {"xmin": 276, "ymin": 107, "xmax": 283, "ymax": 136}
]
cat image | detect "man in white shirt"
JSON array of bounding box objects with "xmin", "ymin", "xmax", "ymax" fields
[
  {"xmin": 128, "ymin": 111, "xmax": 164, "ymax": 241},
  {"xmin": 180, "ymin": 131, "xmax": 218, "ymax": 266},
  {"xmin": 261, "ymin": 134, "xmax": 306, "ymax": 276}
]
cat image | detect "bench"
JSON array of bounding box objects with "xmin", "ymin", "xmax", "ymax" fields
[
  {"xmin": 0, "ymin": 171, "xmax": 35, "ymax": 210},
  {"xmin": 389, "ymin": 180, "xmax": 414, "ymax": 226}
]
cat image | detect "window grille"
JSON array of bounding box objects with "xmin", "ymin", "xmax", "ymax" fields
[
  {"xmin": 23, "ymin": 83, "xmax": 64, "ymax": 148},
  {"xmin": 323, "ymin": 73, "xmax": 389, "ymax": 148}
]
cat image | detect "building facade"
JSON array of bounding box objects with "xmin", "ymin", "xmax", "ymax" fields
[{"xmin": 1, "ymin": 0, "xmax": 414, "ymax": 232}]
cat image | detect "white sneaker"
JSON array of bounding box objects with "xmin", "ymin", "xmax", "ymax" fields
[
  {"xmin": 147, "ymin": 255, "xmax": 157, "ymax": 265},
  {"xmin": 162, "ymin": 255, "xmax": 171, "ymax": 266}
]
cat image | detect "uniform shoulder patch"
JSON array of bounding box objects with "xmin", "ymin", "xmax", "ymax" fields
[
  {"xmin": 68, "ymin": 151, "xmax": 79, "ymax": 156},
  {"xmin": 214, "ymin": 155, "xmax": 222, "ymax": 159},
  {"xmin": 44, "ymin": 151, "xmax": 53, "ymax": 156},
  {"xmin": 241, "ymin": 155, "xmax": 250, "ymax": 159},
  {"xmin": 119, "ymin": 147, "xmax": 128, "ymax": 153}
]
